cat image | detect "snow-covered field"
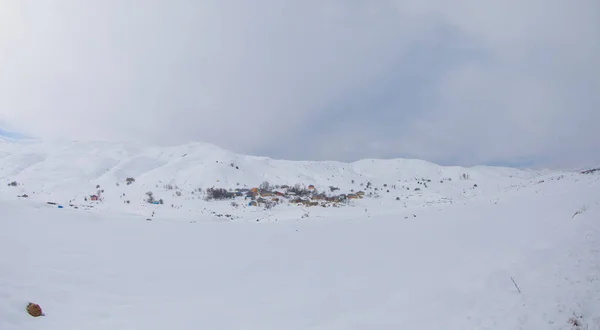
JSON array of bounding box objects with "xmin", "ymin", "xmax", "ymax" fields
[{"xmin": 1, "ymin": 139, "xmax": 599, "ymax": 329}]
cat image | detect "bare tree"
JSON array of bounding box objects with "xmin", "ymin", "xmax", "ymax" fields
[
  {"xmin": 289, "ymin": 184, "xmax": 310, "ymax": 196},
  {"xmin": 259, "ymin": 181, "xmax": 272, "ymax": 192},
  {"xmin": 145, "ymin": 191, "xmax": 155, "ymax": 204},
  {"xmin": 205, "ymin": 188, "xmax": 232, "ymax": 201}
]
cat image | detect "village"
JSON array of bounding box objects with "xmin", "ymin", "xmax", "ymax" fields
[
  {"xmin": 219, "ymin": 183, "xmax": 366, "ymax": 208},
  {"xmin": 72, "ymin": 175, "xmax": 457, "ymax": 211},
  {"xmin": 13, "ymin": 173, "xmax": 465, "ymax": 212},
  {"xmin": 81, "ymin": 181, "xmax": 369, "ymax": 209}
]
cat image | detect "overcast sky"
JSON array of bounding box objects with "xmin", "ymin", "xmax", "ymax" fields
[{"xmin": 1, "ymin": 1, "xmax": 598, "ymax": 168}]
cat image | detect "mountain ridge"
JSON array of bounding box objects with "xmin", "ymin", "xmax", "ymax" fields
[
  {"xmin": 0, "ymin": 139, "xmax": 552, "ymax": 188},
  {"xmin": 0, "ymin": 139, "xmax": 575, "ymax": 221}
]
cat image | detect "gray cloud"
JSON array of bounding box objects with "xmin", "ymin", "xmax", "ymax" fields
[{"xmin": 1, "ymin": 0, "xmax": 598, "ymax": 168}]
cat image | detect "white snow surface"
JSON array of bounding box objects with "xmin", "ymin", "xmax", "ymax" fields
[{"xmin": 1, "ymin": 139, "xmax": 600, "ymax": 329}]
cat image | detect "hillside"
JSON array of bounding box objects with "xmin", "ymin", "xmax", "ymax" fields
[
  {"xmin": 2, "ymin": 139, "xmax": 600, "ymax": 329},
  {"xmin": 1, "ymin": 168, "xmax": 599, "ymax": 329},
  {"xmin": 0, "ymin": 139, "xmax": 580, "ymax": 222}
]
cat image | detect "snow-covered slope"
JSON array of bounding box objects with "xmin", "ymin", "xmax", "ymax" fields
[
  {"xmin": 1, "ymin": 172, "xmax": 599, "ymax": 329},
  {"xmin": 1, "ymin": 139, "xmax": 600, "ymax": 329},
  {"xmin": 0, "ymin": 140, "xmax": 538, "ymax": 186},
  {"xmin": 0, "ymin": 140, "xmax": 560, "ymax": 216}
]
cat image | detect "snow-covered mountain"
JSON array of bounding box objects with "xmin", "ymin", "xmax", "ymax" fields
[
  {"xmin": 0, "ymin": 139, "xmax": 584, "ymax": 222},
  {"xmin": 0, "ymin": 139, "xmax": 553, "ymax": 189},
  {"xmin": 0, "ymin": 139, "xmax": 541, "ymax": 181},
  {"xmin": 2, "ymin": 139, "xmax": 600, "ymax": 329}
]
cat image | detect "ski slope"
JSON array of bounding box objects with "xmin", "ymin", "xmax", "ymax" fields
[{"xmin": 1, "ymin": 139, "xmax": 599, "ymax": 329}]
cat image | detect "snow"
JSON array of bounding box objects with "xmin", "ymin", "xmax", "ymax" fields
[
  {"xmin": 1, "ymin": 139, "xmax": 599, "ymax": 329},
  {"xmin": 0, "ymin": 140, "xmax": 557, "ymax": 219}
]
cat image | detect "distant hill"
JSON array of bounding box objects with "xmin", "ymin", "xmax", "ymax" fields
[{"xmin": 0, "ymin": 139, "xmax": 571, "ymax": 219}]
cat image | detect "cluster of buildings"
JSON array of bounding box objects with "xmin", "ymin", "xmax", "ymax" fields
[
  {"xmin": 83, "ymin": 182, "xmax": 368, "ymax": 208},
  {"xmin": 229, "ymin": 185, "xmax": 366, "ymax": 208}
]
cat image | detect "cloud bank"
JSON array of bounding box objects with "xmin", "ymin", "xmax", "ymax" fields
[{"xmin": 1, "ymin": 0, "xmax": 598, "ymax": 168}]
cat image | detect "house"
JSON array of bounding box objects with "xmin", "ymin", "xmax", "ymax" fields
[
  {"xmin": 255, "ymin": 197, "xmax": 268, "ymax": 206},
  {"xmin": 251, "ymin": 187, "xmax": 259, "ymax": 193},
  {"xmin": 248, "ymin": 201, "xmax": 257, "ymax": 207},
  {"xmin": 308, "ymin": 185, "xmax": 315, "ymax": 190},
  {"xmin": 274, "ymin": 191, "xmax": 285, "ymax": 197},
  {"xmin": 347, "ymin": 194, "xmax": 360, "ymax": 199},
  {"xmin": 261, "ymin": 192, "xmax": 274, "ymax": 197},
  {"xmin": 90, "ymin": 195, "xmax": 99, "ymax": 201},
  {"xmin": 356, "ymin": 191, "xmax": 365, "ymax": 196}
]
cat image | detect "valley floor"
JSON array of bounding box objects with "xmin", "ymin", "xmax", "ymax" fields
[{"xmin": 1, "ymin": 178, "xmax": 599, "ymax": 330}]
